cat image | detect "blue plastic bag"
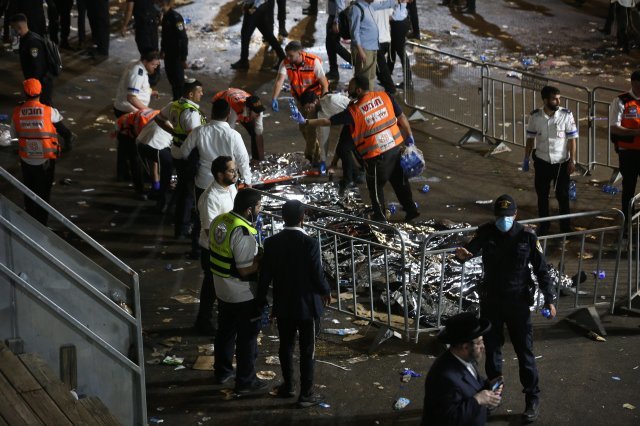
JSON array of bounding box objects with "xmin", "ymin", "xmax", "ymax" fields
[{"xmin": 400, "ymin": 144, "xmax": 425, "ymax": 178}]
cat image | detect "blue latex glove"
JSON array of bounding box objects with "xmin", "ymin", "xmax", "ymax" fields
[
  {"xmin": 291, "ymin": 109, "xmax": 306, "ymax": 124},
  {"xmin": 405, "ymin": 135, "xmax": 415, "ymax": 146},
  {"xmin": 522, "ymin": 157, "xmax": 530, "ymax": 172},
  {"xmin": 271, "ymin": 99, "xmax": 279, "ymax": 112}
]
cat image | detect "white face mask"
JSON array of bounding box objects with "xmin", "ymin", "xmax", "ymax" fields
[{"xmin": 495, "ymin": 216, "xmax": 515, "ymax": 232}]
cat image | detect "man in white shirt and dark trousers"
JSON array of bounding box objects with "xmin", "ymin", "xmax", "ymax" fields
[
  {"xmin": 373, "ymin": 0, "xmax": 396, "ymax": 94},
  {"xmin": 179, "ymin": 98, "xmax": 252, "ymax": 257},
  {"xmin": 193, "ymin": 155, "xmax": 238, "ymax": 335},
  {"xmin": 523, "ymin": 85, "xmax": 578, "ymax": 235}
]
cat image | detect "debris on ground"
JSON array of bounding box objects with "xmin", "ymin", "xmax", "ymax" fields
[{"xmin": 393, "ymin": 397, "xmax": 410, "ymax": 410}]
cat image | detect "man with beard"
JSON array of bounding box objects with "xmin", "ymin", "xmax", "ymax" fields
[{"xmin": 421, "ymin": 312, "xmax": 502, "ymax": 425}]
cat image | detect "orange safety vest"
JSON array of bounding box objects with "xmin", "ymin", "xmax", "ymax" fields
[
  {"xmin": 614, "ymin": 93, "xmax": 640, "ymax": 150},
  {"xmin": 12, "ymin": 100, "xmax": 59, "ymax": 160},
  {"xmin": 284, "ymin": 52, "xmax": 323, "ymax": 100},
  {"xmin": 116, "ymin": 109, "xmax": 160, "ymax": 139},
  {"xmin": 213, "ymin": 88, "xmax": 251, "ymax": 123},
  {"xmin": 348, "ymin": 91, "xmax": 403, "ymax": 160}
]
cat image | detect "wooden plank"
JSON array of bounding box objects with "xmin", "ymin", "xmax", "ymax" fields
[
  {"xmin": 20, "ymin": 388, "xmax": 73, "ymax": 426},
  {"xmin": 79, "ymin": 397, "xmax": 121, "ymax": 426},
  {"xmin": 19, "ymin": 353, "xmax": 96, "ymax": 426},
  {"xmin": 0, "ymin": 371, "xmax": 43, "ymax": 425},
  {"xmin": 0, "ymin": 343, "xmax": 42, "ymax": 392}
]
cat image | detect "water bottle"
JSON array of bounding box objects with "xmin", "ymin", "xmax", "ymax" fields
[
  {"xmin": 541, "ymin": 308, "xmax": 551, "ymax": 318},
  {"xmin": 339, "ymin": 63, "xmax": 353, "ymax": 69},
  {"xmin": 421, "ymin": 184, "xmax": 430, "ymax": 193},
  {"xmin": 288, "ymin": 98, "xmax": 298, "ymax": 115},
  {"xmin": 184, "ymin": 17, "xmax": 192, "ymax": 24},
  {"xmin": 261, "ymin": 305, "xmax": 270, "ymax": 327},
  {"xmin": 255, "ymin": 213, "xmax": 264, "ymax": 243},
  {"xmin": 388, "ymin": 203, "xmax": 397, "ymax": 214},
  {"xmin": 522, "ymin": 58, "xmax": 533, "ymax": 68},
  {"xmin": 593, "ymin": 270, "xmax": 606, "ymax": 280},
  {"xmin": 568, "ymin": 180, "xmax": 577, "ymax": 201},
  {"xmin": 479, "ymin": 55, "xmax": 487, "ymax": 62},
  {"xmin": 318, "ymin": 161, "xmax": 327, "ymax": 175}
]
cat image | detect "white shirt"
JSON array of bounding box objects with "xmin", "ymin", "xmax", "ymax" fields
[
  {"xmin": 114, "ymin": 61, "xmax": 152, "ymax": 112},
  {"xmin": 617, "ymin": 0, "xmax": 636, "ymax": 7},
  {"xmin": 227, "ymin": 109, "xmax": 264, "ymax": 136},
  {"xmin": 179, "ymin": 120, "xmax": 252, "ymax": 189},
  {"xmin": 278, "ymin": 57, "xmax": 325, "ymax": 78},
  {"xmin": 317, "ymin": 93, "xmax": 351, "ymax": 161},
  {"xmin": 197, "ymin": 181, "xmax": 237, "ymax": 248},
  {"xmin": 11, "ymin": 106, "xmax": 63, "ymax": 166},
  {"xmin": 374, "ymin": 0, "xmax": 392, "ymax": 43},
  {"xmin": 158, "ymin": 99, "xmax": 205, "ymax": 158},
  {"xmin": 526, "ymin": 107, "xmax": 578, "ymax": 164},
  {"xmin": 610, "ymin": 89, "xmax": 640, "ymax": 127},
  {"xmin": 452, "ymin": 352, "xmax": 478, "ymax": 380},
  {"xmin": 136, "ymin": 121, "xmax": 172, "ymax": 150},
  {"xmin": 213, "ymin": 221, "xmax": 258, "ymax": 303}
]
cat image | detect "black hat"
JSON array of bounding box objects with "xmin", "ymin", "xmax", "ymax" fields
[
  {"xmin": 494, "ymin": 194, "xmax": 517, "ymax": 217},
  {"xmin": 282, "ymin": 200, "xmax": 305, "ymax": 226},
  {"xmin": 631, "ymin": 70, "xmax": 640, "ymax": 82},
  {"xmin": 246, "ymin": 96, "xmax": 265, "ymax": 114},
  {"xmin": 437, "ymin": 312, "xmax": 491, "ymax": 345}
]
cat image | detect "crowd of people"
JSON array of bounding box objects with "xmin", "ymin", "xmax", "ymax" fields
[{"xmin": 6, "ymin": 0, "xmax": 640, "ymax": 422}]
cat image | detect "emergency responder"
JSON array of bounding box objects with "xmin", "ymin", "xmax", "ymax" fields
[
  {"xmin": 210, "ymin": 189, "xmax": 268, "ymax": 395},
  {"xmin": 155, "ymin": 79, "xmax": 206, "ymax": 240},
  {"xmin": 610, "ymin": 70, "xmax": 640, "ymax": 219},
  {"xmin": 10, "ymin": 13, "xmax": 76, "ymax": 152},
  {"xmin": 7, "ymin": 0, "xmax": 47, "ymax": 37},
  {"xmin": 271, "ymin": 41, "xmax": 329, "ymax": 165},
  {"xmin": 10, "ymin": 79, "xmax": 64, "ymax": 225},
  {"xmin": 122, "ymin": 0, "xmax": 161, "ymax": 86},
  {"xmin": 299, "ymin": 75, "xmax": 418, "ymax": 222},
  {"xmin": 160, "ymin": 0, "xmax": 188, "ymax": 101},
  {"xmin": 213, "ymin": 88, "xmax": 266, "ymax": 162},
  {"xmin": 85, "ymin": 0, "xmax": 109, "ymax": 56},
  {"xmin": 455, "ymin": 194, "xmax": 557, "ymax": 423}
]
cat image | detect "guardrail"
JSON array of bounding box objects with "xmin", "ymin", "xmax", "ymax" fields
[
  {"xmin": 0, "ymin": 167, "xmax": 146, "ymax": 425},
  {"xmin": 591, "ymin": 86, "xmax": 625, "ymax": 173},
  {"xmin": 620, "ymin": 194, "xmax": 640, "ymax": 314},
  {"xmin": 413, "ymin": 210, "xmax": 624, "ymax": 343}
]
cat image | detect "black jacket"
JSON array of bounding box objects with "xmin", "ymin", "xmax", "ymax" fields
[
  {"xmin": 465, "ymin": 221, "xmax": 556, "ymax": 305},
  {"xmin": 422, "ymin": 350, "xmax": 489, "ymax": 426},
  {"xmin": 18, "ymin": 31, "xmax": 49, "ymax": 80},
  {"xmin": 256, "ymin": 228, "xmax": 330, "ymax": 320},
  {"xmin": 160, "ymin": 8, "xmax": 188, "ymax": 61}
]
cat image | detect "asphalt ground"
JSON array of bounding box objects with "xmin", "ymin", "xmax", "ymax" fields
[{"xmin": 1, "ymin": 0, "xmax": 640, "ymax": 425}]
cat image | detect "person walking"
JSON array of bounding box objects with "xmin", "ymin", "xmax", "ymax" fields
[
  {"xmin": 325, "ymin": 0, "xmax": 351, "ymax": 81},
  {"xmin": 523, "ymin": 85, "xmax": 578, "ymax": 235},
  {"xmin": 256, "ymin": 200, "xmax": 331, "ymax": 407},
  {"xmin": 160, "ymin": 0, "xmax": 189, "ymax": 101},
  {"xmin": 455, "ymin": 194, "xmax": 557, "ymax": 423}
]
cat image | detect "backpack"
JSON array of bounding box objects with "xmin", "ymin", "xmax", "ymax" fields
[
  {"xmin": 337, "ymin": 1, "xmax": 365, "ymax": 40},
  {"xmin": 32, "ymin": 33, "xmax": 63, "ymax": 76}
]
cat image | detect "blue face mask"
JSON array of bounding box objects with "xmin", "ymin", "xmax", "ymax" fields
[{"xmin": 495, "ymin": 216, "xmax": 515, "ymax": 232}]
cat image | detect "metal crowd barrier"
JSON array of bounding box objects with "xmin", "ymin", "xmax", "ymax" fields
[
  {"xmin": 591, "ymin": 86, "xmax": 625, "ymax": 174},
  {"xmin": 620, "ymin": 194, "xmax": 640, "ymax": 314},
  {"xmin": 0, "ymin": 167, "xmax": 147, "ymax": 425},
  {"xmin": 413, "ymin": 209, "xmax": 624, "ymax": 343},
  {"xmin": 253, "ymin": 189, "xmax": 414, "ymax": 341}
]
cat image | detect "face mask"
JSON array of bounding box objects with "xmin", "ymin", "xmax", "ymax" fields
[{"xmin": 495, "ymin": 216, "xmax": 515, "ymax": 232}]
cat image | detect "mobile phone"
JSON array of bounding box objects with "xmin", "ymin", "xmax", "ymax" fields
[{"xmin": 491, "ymin": 380, "xmax": 503, "ymax": 392}]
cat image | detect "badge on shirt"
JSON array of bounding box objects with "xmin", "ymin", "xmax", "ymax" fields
[
  {"xmin": 138, "ymin": 67, "xmax": 144, "ymax": 76},
  {"xmin": 214, "ymin": 222, "xmax": 228, "ymax": 244},
  {"xmin": 557, "ymin": 131, "xmax": 566, "ymax": 138},
  {"xmin": 30, "ymin": 48, "xmax": 39, "ymax": 58},
  {"xmin": 176, "ymin": 22, "xmax": 184, "ymax": 31},
  {"xmin": 536, "ymin": 240, "xmax": 543, "ymax": 253}
]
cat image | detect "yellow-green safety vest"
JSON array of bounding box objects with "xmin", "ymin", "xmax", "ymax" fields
[
  {"xmin": 169, "ymin": 99, "xmax": 206, "ymax": 146},
  {"xmin": 209, "ymin": 212, "xmax": 257, "ymax": 279}
]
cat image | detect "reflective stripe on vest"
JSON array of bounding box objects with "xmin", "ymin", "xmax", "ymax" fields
[
  {"xmin": 209, "ymin": 212, "xmax": 257, "ymax": 279},
  {"xmin": 214, "ymin": 88, "xmax": 251, "ymax": 123},
  {"xmin": 285, "ymin": 52, "xmax": 322, "ymax": 100},
  {"xmin": 348, "ymin": 92, "xmax": 403, "ymax": 159},
  {"xmin": 12, "ymin": 100, "xmax": 59, "ymax": 160},
  {"xmin": 116, "ymin": 109, "xmax": 160, "ymax": 138},
  {"xmin": 615, "ymin": 93, "xmax": 640, "ymax": 150},
  {"xmin": 169, "ymin": 99, "xmax": 206, "ymax": 145}
]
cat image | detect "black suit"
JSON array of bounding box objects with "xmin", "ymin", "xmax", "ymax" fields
[
  {"xmin": 422, "ymin": 350, "xmax": 489, "ymax": 426},
  {"xmin": 257, "ymin": 228, "xmax": 330, "ymax": 396}
]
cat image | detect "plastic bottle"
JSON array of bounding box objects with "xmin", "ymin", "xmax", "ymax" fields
[
  {"xmin": 339, "ymin": 63, "xmax": 354, "ymax": 69},
  {"xmin": 593, "ymin": 270, "xmax": 606, "ymax": 280},
  {"xmin": 568, "ymin": 180, "xmax": 577, "ymax": 201},
  {"xmin": 184, "ymin": 17, "xmax": 192, "ymax": 24},
  {"xmin": 388, "ymin": 203, "xmax": 397, "ymax": 214},
  {"xmin": 421, "ymin": 184, "xmax": 430, "ymax": 193},
  {"xmin": 541, "ymin": 308, "xmax": 551, "ymax": 318}
]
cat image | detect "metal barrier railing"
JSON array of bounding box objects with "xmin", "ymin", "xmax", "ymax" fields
[
  {"xmin": 413, "ymin": 209, "xmax": 624, "ymax": 343},
  {"xmin": 591, "ymin": 86, "xmax": 626, "ymax": 173},
  {"xmin": 620, "ymin": 194, "xmax": 640, "ymax": 313},
  {"xmin": 253, "ymin": 189, "xmax": 414, "ymax": 341},
  {"xmin": 0, "ymin": 167, "xmax": 147, "ymax": 425}
]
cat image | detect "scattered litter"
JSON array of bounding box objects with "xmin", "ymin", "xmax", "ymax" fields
[
  {"xmin": 85, "ymin": 78, "xmax": 98, "ymax": 83},
  {"xmin": 506, "ymin": 71, "xmax": 522, "ymax": 79},
  {"xmin": 316, "ymin": 359, "xmax": 351, "ymax": 371},
  {"xmin": 319, "ymin": 402, "xmax": 331, "ymax": 408},
  {"xmin": 612, "ymin": 376, "xmax": 621, "ymax": 381},
  {"xmin": 587, "ymin": 331, "xmax": 606, "ymax": 342},
  {"xmin": 197, "ymin": 344, "xmax": 215, "ymax": 355},
  {"xmin": 400, "ymin": 368, "xmax": 422, "ymax": 377},
  {"xmin": 202, "ymin": 417, "xmax": 211, "ymax": 422},
  {"xmin": 174, "ymin": 365, "xmax": 186, "ymax": 370},
  {"xmin": 158, "ymin": 307, "xmax": 170, "ymax": 311},
  {"xmin": 190, "ymin": 57, "xmax": 205, "ymax": 70},
  {"xmin": 265, "ymin": 355, "xmax": 280, "ymax": 365},
  {"xmin": 72, "ymin": 168, "xmax": 84, "ymax": 172},
  {"xmin": 343, "ymin": 334, "xmax": 364, "ymax": 342},
  {"xmin": 475, "ymin": 200, "xmax": 493, "ymax": 205},
  {"xmin": 60, "ymin": 178, "xmax": 74, "ymax": 185},
  {"xmin": 352, "ymin": 319, "xmax": 370, "ymax": 326},
  {"xmin": 162, "ymin": 355, "xmax": 184, "ymax": 366},
  {"xmin": 323, "ymin": 328, "xmax": 358, "ymax": 336},
  {"xmin": 623, "ymin": 403, "xmax": 636, "ymax": 410},
  {"xmin": 146, "ymin": 358, "xmax": 162, "ymax": 365},
  {"xmin": 192, "ymin": 356, "xmax": 215, "ymax": 371},
  {"xmin": 162, "ymin": 318, "xmax": 173, "ymax": 323},
  {"xmin": 220, "ymin": 389, "xmax": 235, "ymax": 400},
  {"xmin": 257, "ymin": 370, "xmax": 277, "ymax": 380},
  {"xmin": 156, "ymin": 407, "xmax": 164, "ymax": 411},
  {"xmin": 393, "ymin": 397, "xmax": 410, "ymax": 410},
  {"xmin": 76, "ymin": 200, "xmax": 88, "ymax": 206},
  {"xmin": 149, "ymin": 417, "xmax": 164, "ymax": 424},
  {"xmin": 331, "ymin": 319, "xmax": 340, "ymax": 324},
  {"xmin": 171, "ymin": 267, "xmax": 185, "ymax": 272},
  {"xmin": 171, "ymin": 294, "xmax": 200, "ymax": 304},
  {"xmin": 76, "ymin": 95, "xmax": 91, "ymax": 100},
  {"xmin": 535, "ymin": 355, "xmax": 543, "ymax": 359},
  {"xmin": 398, "ymin": 351, "xmax": 411, "ymax": 357},
  {"xmin": 95, "ymin": 115, "xmax": 115, "ymax": 125},
  {"xmin": 346, "ymin": 355, "xmax": 369, "ymax": 364},
  {"xmin": 161, "ymin": 336, "xmax": 182, "ymax": 347},
  {"xmin": 401, "ymin": 374, "xmax": 411, "ymax": 383}
]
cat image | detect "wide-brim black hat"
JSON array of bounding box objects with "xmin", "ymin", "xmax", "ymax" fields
[{"xmin": 437, "ymin": 312, "xmax": 491, "ymax": 345}]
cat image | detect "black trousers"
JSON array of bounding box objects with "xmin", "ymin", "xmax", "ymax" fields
[
  {"xmin": 214, "ymin": 299, "xmax": 261, "ymax": 388},
  {"xmin": 364, "ymin": 145, "xmax": 417, "ymax": 220},
  {"xmin": 39, "ymin": 77, "xmax": 73, "ymax": 148},
  {"xmin": 619, "ymin": 150, "xmax": 640, "ymax": 217},
  {"xmin": 335, "ymin": 126, "xmax": 361, "ymax": 184},
  {"xmin": 325, "ymin": 15, "xmax": 351, "ymax": 72},
  {"xmin": 21, "ymin": 159, "xmax": 55, "ymax": 225},
  {"xmin": 532, "ymin": 154, "xmax": 570, "ymax": 232},
  {"xmin": 239, "ymin": 120, "xmax": 263, "ymax": 161},
  {"xmin": 407, "ymin": 0, "xmax": 419, "ymax": 36},
  {"xmin": 164, "ymin": 57, "xmax": 184, "ymax": 101},
  {"xmin": 190, "ymin": 186, "xmax": 206, "ymax": 256},
  {"xmin": 46, "ymin": 0, "xmax": 59, "ymax": 44},
  {"xmin": 240, "ymin": 0, "xmax": 285, "ymax": 62},
  {"xmin": 277, "ymin": 317, "xmax": 316, "ymax": 396},
  {"xmin": 54, "ymin": 0, "xmax": 73, "ymax": 45},
  {"xmin": 172, "ymin": 154, "xmax": 197, "ymax": 238},
  {"xmin": 196, "ymin": 248, "xmax": 217, "ymax": 325},
  {"xmin": 76, "ymin": 0, "xmax": 86, "ymax": 43},
  {"xmin": 116, "ymin": 133, "xmax": 143, "ymax": 194},
  {"xmin": 616, "ymin": 4, "xmax": 631, "ymax": 51},
  {"xmin": 268, "ymin": 0, "xmax": 286, "ymax": 31},
  {"xmin": 137, "ymin": 143, "xmax": 173, "ymax": 210},
  {"xmin": 389, "ymin": 18, "xmax": 412, "ymax": 81},
  {"xmin": 376, "ymin": 42, "xmax": 395, "ymax": 92},
  {"xmin": 481, "ymin": 298, "xmax": 540, "ymax": 403},
  {"xmin": 134, "ymin": 17, "xmax": 159, "ymax": 55},
  {"xmin": 86, "ymin": 0, "xmax": 109, "ymax": 55}
]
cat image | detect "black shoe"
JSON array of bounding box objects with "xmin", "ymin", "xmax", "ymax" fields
[
  {"xmin": 522, "ymin": 399, "xmax": 540, "ymax": 423},
  {"xmin": 273, "ymin": 384, "xmax": 296, "ymax": 398},
  {"xmin": 302, "ymin": 7, "xmax": 318, "ymax": 15},
  {"xmin": 214, "ymin": 373, "xmax": 235, "ymax": 385},
  {"xmin": 405, "ymin": 210, "xmax": 420, "ymax": 223},
  {"xmin": 235, "ymin": 378, "xmax": 270, "ymax": 394},
  {"xmin": 297, "ymin": 392, "xmax": 324, "ymax": 408},
  {"xmin": 409, "ymin": 32, "xmax": 420, "ymax": 40},
  {"xmin": 279, "ymin": 28, "xmax": 288, "ymax": 37},
  {"xmin": 231, "ymin": 59, "xmax": 249, "ymax": 70},
  {"xmin": 193, "ymin": 320, "xmax": 216, "ymax": 336},
  {"xmin": 326, "ymin": 69, "xmax": 339, "ymax": 81}
]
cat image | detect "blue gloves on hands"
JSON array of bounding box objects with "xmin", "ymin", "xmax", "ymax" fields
[
  {"xmin": 291, "ymin": 110, "xmax": 306, "ymax": 124},
  {"xmin": 271, "ymin": 99, "xmax": 279, "ymax": 112},
  {"xmin": 522, "ymin": 157, "xmax": 530, "ymax": 172},
  {"xmin": 406, "ymin": 135, "xmax": 415, "ymax": 146}
]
